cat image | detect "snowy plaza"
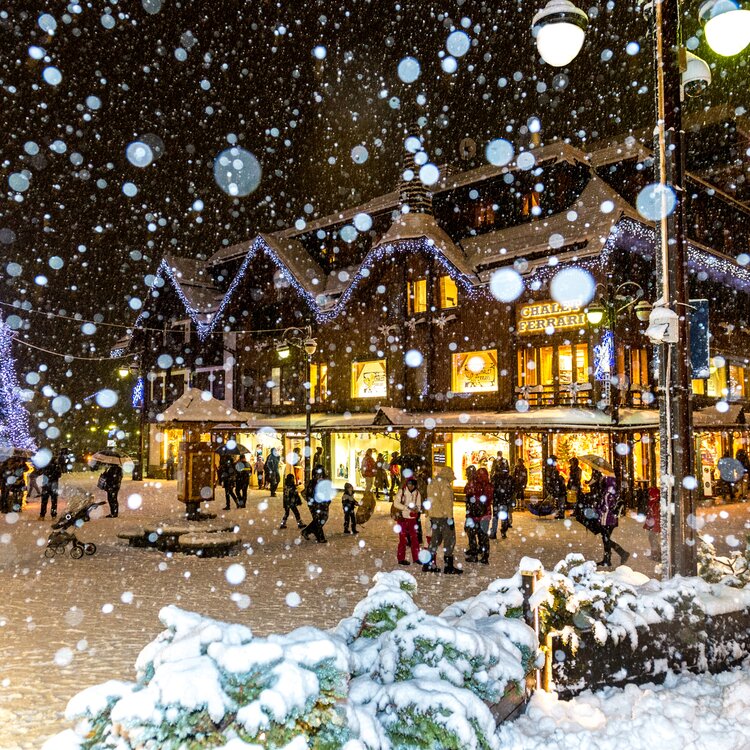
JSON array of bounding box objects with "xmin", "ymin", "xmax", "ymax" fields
[{"xmin": 1, "ymin": 472, "xmax": 749, "ymax": 748}]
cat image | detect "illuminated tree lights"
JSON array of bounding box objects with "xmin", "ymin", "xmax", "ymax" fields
[{"xmin": 0, "ymin": 317, "xmax": 36, "ymax": 452}]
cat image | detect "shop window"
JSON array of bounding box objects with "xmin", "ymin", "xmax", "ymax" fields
[
  {"xmin": 438, "ymin": 276, "xmax": 458, "ymax": 309},
  {"xmin": 692, "ymin": 378, "xmax": 706, "ymax": 396},
  {"xmin": 310, "ymin": 363, "xmax": 329, "ymax": 403},
  {"xmin": 729, "ymin": 364, "xmax": 746, "ymax": 401},
  {"xmin": 451, "ymin": 350, "xmax": 498, "ymax": 394},
  {"xmin": 270, "ymin": 366, "xmax": 281, "ymax": 406},
  {"xmin": 473, "ymin": 203, "xmax": 495, "ymax": 228},
  {"xmin": 630, "ymin": 349, "xmax": 649, "ymax": 386},
  {"xmin": 558, "ymin": 345, "xmax": 589, "ymax": 385},
  {"xmin": 706, "ymin": 359, "xmax": 728, "ymax": 398},
  {"xmin": 407, "ymin": 279, "xmax": 427, "ymax": 315},
  {"xmin": 522, "ymin": 191, "xmax": 541, "ymax": 217},
  {"xmin": 517, "ymin": 344, "xmax": 589, "ymax": 405},
  {"xmin": 351, "ymin": 360, "xmax": 387, "ymax": 399}
]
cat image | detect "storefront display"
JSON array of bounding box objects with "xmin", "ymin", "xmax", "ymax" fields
[
  {"xmin": 520, "ymin": 434, "xmax": 544, "ymax": 493},
  {"xmin": 696, "ymin": 431, "xmax": 726, "ymax": 497},
  {"xmin": 330, "ymin": 432, "xmax": 401, "ymax": 489},
  {"xmin": 451, "ymin": 432, "xmax": 509, "ymax": 485},
  {"xmin": 551, "ymin": 432, "xmax": 611, "ymax": 485}
]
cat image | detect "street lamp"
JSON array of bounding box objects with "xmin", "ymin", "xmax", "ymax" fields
[
  {"xmin": 277, "ymin": 326, "xmax": 318, "ymax": 486},
  {"xmin": 531, "ymin": 0, "xmax": 588, "ymax": 67},
  {"xmin": 699, "ymin": 0, "xmax": 750, "ymax": 56}
]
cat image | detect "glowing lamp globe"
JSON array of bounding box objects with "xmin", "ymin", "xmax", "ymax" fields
[
  {"xmin": 532, "ymin": 0, "xmax": 588, "ymax": 67},
  {"xmin": 699, "ymin": 0, "xmax": 750, "ymax": 56},
  {"xmin": 585, "ymin": 303, "xmax": 605, "ymax": 326}
]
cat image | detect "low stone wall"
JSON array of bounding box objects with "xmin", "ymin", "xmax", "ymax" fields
[{"xmin": 548, "ymin": 608, "xmax": 750, "ymax": 698}]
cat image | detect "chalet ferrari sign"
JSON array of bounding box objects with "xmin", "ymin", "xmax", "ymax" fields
[{"xmin": 517, "ymin": 300, "xmax": 586, "ymax": 335}]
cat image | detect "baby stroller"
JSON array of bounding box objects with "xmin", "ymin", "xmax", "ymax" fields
[{"xmin": 44, "ymin": 497, "xmax": 105, "ymax": 559}]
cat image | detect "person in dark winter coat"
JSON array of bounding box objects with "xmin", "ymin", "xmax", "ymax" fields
[
  {"xmin": 301, "ymin": 466, "xmax": 330, "ymax": 543},
  {"xmin": 265, "ymin": 448, "xmax": 281, "ymax": 497},
  {"xmin": 40, "ymin": 452, "xmax": 64, "ymax": 519},
  {"xmin": 643, "ymin": 487, "xmax": 661, "ymax": 564},
  {"xmin": 312, "ymin": 446, "xmax": 324, "ymax": 474},
  {"xmin": 490, "ymin": 452, "xmax": 513, "ymax": 540},
  {"xmin": 389, "ymin": 451, "xmax": 401, "ymax": 496},
  {"xmin": 234, "ymin": 457, "xmax": 251, "ymax": 508},
  {"xmin": 513, "ymin": 458, "xmax": 528, "ymax": 510},
  {"xmin": 219, "ymin": 456, "xmax": 239, "ymax": 510},
  {"xmin": 596, "ymin": 476, "xmax": 629, "ymax": 567},
  {"xmin": 567, "ymin": 457, "xmax": 583, "ymax": 503},
  {"xmin": 375, "ymin": 453, "xmax": 388, "ymax": 499},
  {"xmin": 465, "ymin": 467, "xmax": 493, "ymax": 564},
  {"xmin": 100, "ymin": 464, "xmax": 123, "ymax": 517},
  {"xmin": 341, "ymin": 482, "xmax": 358, "ymax": 534},
  {"xmin": 545, "ymin": 456, "xmax": 567, "ymax": 519},
  {"xmin": 280, "ymin": 473, "xmax": 305, "ymax": 529}
]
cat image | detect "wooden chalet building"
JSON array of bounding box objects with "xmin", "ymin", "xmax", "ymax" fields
[{"xmin": 125, "ymin": 135, "xmax": 750, "ymax": 501}]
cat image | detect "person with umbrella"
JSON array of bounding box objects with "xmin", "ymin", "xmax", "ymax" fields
[{"xmin": 91, "ymin": 448, "xmax": 130, "ymax": 518}]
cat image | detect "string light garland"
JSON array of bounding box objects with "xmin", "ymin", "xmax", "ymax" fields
[
  {"xmin": 131, "ymin": 376, "xmax": 145, "ymax": 409},
  {"xmin": 0, "ymin": 316, "xmax": 36, "ymax": 452}
]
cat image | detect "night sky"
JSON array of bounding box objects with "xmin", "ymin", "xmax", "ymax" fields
[{"xmin": 1, "ymin": 0, "xmax": 748, "ymax": 450}]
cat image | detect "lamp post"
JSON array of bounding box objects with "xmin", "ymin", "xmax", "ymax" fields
[
  {"xmin": 532, "ymin": 0, "xmax": 750, "ymax": 577},
  {"xmin": 276, "ymin": 326, "xmax": 318, "ymax": 486}
]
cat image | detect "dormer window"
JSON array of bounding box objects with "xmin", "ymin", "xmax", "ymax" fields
[
  {"xmin": 407, "ymin": 279, "xmax": 427, "ymax": 315},
  {"xmin": 438, "ymin": 276, "xmax": 458, "ymax": 309}
]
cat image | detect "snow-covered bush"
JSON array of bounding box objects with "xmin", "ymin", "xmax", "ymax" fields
[
  {"xmin": 698, "ymin": 534, "xmax": 750, "ymax": 587},
  {"xmin": 47, "ymin": 571, "xmax": 539, "ymax": 750}
]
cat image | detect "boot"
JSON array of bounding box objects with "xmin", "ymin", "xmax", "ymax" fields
[
  {"xmin": 480, "ymin": 554, "xmax": 489, "ymax": 565},
  {"xmin": 597, "ymin": 557, "xmax": 611, "ymax": 567},
  {"xmin": 444, "ymin": 556, "xmax": 463, "ymax": 575},
  {"xmin": 422, "ymin": 561, "xmax": 440, "ymax": 573},
  {"xmin": 465, "ymin": 554, "xmax": 478, "ymax": 563}
]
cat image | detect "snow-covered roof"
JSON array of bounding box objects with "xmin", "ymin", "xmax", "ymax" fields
[{"xmin": 157, "ymin": 390, "xmax": 245, "ymax": 424}]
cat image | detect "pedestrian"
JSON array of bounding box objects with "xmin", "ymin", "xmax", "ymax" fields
[
  {"xmin": 312, "ymin": 446, "xmax": 324, "ymax": 474},
  {"xmin": 422, "ymin": 466, "xmax": 462, "ymax": 574},
  {"xmin": 490, "ymin": 451, "xmax": 513, "ymax": 540},
  {"xmin": 465, "ymin": 466, "xmax": 492, "ymax": 564},
  {"xmin": 292, "ymin": 446, "xmax": 303, "ymax": 485},
  {"xmin": 567, "ymin": 457, "xmax": 583, "ymax": 504},
  {"xmin": 375, "ymin": 452, "xmax": 388, "ymax": 499},
  {"xmin": 394, "ymin": 477, "xmax": 422, "ymax": 565},
  {"xmin": 596, "ymin": 476, "xmax": 629, "ymax": 567},
  {"xmin": 40, "ymin": 452, "xmax": 63, "ymax": 520},
  {"xmin": 255, "ymin": 452, "xmax": 266, "ymax": 490},
  {"xmin": 280, "ymin": 473, "xmax": 305, "ymax": 529},
  {"xmin": 361, "ymin": 448, "xmax": 376, "ymax": 493},
  {"xmin": 301, "ymin": 466, "xmax": 330, "ymax": 543},
  {"xmin": 643, "ymin": 487, "xmax": 661, "ymax": 564},
  {"xmin": 28, "ymin": 467, "xmax": 43, "ymax": 498},
  {"xmin": 99, "ymin": 463, "xmax": 123, "ymax": 518},
  {"xmin": 545, "ymin": 456, "xmax": 567, "ymax": 519},
  {"xmin": 165, "ymin": 449, "xmax": 176, "ymax": 481},
  {"xmin": 513, "ymin": 458, "xmax": 528, "ymax": 511},
  {"xmin": 265, "ymin": 448, "xmax": 281, "ymax": 497},
  {"xmin": 389, "ymin": 451, "xmax": 401, "ymax": 496},
  {"xmin": 219, "ymin": 455, "xmax": 239, "ymax": 510},
  {"xmin": 234, "ymin": 456, "xmax": 251, "ymax": 508},
  {"xmin": 342, "ymin": 482, "xmax": 358, "ymax": 534}
]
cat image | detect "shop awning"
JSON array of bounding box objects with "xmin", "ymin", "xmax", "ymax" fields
[
  {"xmin": 227, "ymin": 411, "xmax": 382, "ymax": 432},
  {"xmin": 693, "ymin": 403, "xmax": 746, "ymax": 428},
  {"xmin": 157, "ymin": 391, "xmax": 245, "ymax": 425}
]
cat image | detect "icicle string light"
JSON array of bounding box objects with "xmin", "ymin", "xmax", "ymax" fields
[
  {"xmin": 594, "ymin": 329, "xmax": 615, "ymax": 382},
  {"xmin": 0, "ymin": 317, "xmax": 36, "ymax": 451},
  {"xmin": 131, "ymin": 376, "xmax": 145, "ymax": 409}
]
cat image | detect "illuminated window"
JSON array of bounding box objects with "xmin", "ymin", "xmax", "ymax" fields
[
  {"xmin": 351, "ymin": 360, "xmax": 387, "ymax": 399},
  {"xmin": 438, "ymin": 276, "xmax": 458, "ymax": 309},
  {"xmin": 692, "ymin": 379, "xmax": 706, "ymax": 396},
  {"xmin": 706, "ymin": 359, "xmax": 728, "ymax": 398},
  {"xmin": 452, "ymin": 350, "xmax": 498, "ymax": 393},
  {"xmin": 729, "ymin": 364, "xmax": 745, "ymax": 401},
  {"xmin": 407, "ymin": 279, "xmax": 427, "ymax": 314},
  {"xmin": 474, "ymin": 203, "xmax": 495, "ymax": 227},
  {"xmin": 310, "ymin": 363, "xmax": 329, "ymax": 403},
  {"xmin": 271, "ymin": 366, "xmax": 281, "ymax": 406},
  {"xmin": 630, "ymin": 348, "xmax": 649, "ymax": 386},
  {"xmin": 558, "ymin": 345, "xmax": 589, "ymax": 385},
  {"xmin": 522, "ymin": 191, "xmax": 541, "ymax": 217}
]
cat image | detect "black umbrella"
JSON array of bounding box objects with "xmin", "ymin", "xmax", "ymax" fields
[
  {"xmin": 90, "ymin": 448, "xmax": 133, "ymax": 466},
  {"xmin": 213, "ymin": 440, "xmax": 252, "ymax": 456}
]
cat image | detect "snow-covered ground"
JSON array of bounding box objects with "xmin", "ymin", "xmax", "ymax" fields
[
  {"xmin": 1, "ymin": 472, "xmax": 749, "ymax": 748},
  {"xmin": 501, "ymin": 667, "xmax": 750, "ymax": 750}
]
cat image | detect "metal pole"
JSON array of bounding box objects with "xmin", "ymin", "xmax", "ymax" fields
[
  {"xmin": 305, "ymin": 353, "xmax": 312, "ymax": 487},
  {"xmin": 650, "ymin": 0, "xmax": 697, "ymax": 577}
]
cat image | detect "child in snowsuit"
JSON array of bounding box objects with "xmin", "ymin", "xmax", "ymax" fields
[
  {"xmin": 342, "ymin": 482, "xmax": 358, "ymax": 534},
  {"xmin": 280, "ymin": 473, "xmax": 305, "ymax": 529}
]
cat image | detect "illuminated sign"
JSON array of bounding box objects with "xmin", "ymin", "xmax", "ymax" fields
[
  {"xmin": 517, "ymin": 301, "xmax": 586, "ymax": 334},
  {"xmin": 351, "ymin": 360, "xmax": 387, "ymax": 398},
  {"xmin": 452, "ymin": 350, "xmax": 498, "ymax": 393}
]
